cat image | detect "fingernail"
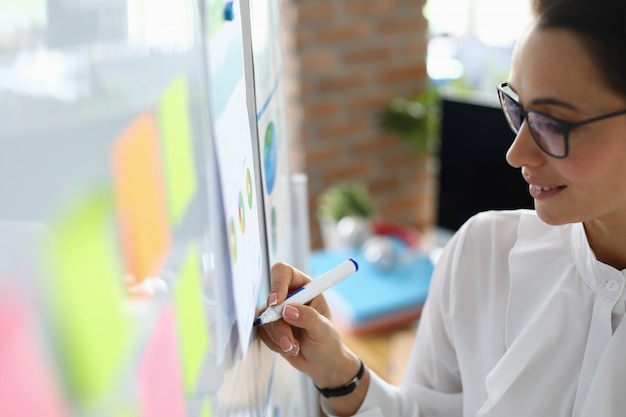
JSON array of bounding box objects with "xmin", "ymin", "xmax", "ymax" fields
[
  {"xmin": 283, "ymin": 305, "xmax": 300, "ymax": 320},
  {"xmin": 280, "ymin": 336, "xmax": 294, "ymax": 353},
  {"xmin": 268, "ymin": 292, "xmax": 278, "ymax": 306}
]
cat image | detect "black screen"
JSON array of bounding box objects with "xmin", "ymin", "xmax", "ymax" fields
[{"xmin": 436, "ymin": 96, "xmax": 534, "ymax": 231}]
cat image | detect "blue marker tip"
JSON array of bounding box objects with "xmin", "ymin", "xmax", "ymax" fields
[{"xmin": 349, "ymin": 258, "xmax": 359, "ymax": 271}]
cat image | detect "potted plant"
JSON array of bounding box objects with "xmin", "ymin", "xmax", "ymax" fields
[
  {"xmin": 379, "ymin": 87, "xmax": 442, "ymax": 154},
  {"xmin": 317, "ymin": 182, "xmax": 376, "ymax": 249}
]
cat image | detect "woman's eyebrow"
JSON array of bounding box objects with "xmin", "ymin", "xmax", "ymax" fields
[
  {"xmin": 529, "ymin": 97, "xmax": 578, "ymax": 110},
  {"xmin": 509, "ymin": 83, "xmax": 579, "ymax": 111}
]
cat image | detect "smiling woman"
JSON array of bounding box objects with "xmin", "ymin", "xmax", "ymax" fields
[{"xmin": 257, "ymin": 0, "xmax": 626, "ymax": 415}]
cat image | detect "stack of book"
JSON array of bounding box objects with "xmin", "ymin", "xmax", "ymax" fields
[{"xmin": 309, "ymin": 245, "xmax": 433, "ymax": 335}]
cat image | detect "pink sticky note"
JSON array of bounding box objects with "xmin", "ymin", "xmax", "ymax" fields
[
  {"xmin": 138, "ymin": 306, "xmax": 185, "ymax": 417},
  {"xmin": 0, "ymin": 293, "xmax": 68, "ymax": 417}
]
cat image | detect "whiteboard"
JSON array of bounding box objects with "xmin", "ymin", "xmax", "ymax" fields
[{"xmin": 0, "ymin": 0, "xmax": 312, "ymax": 416}]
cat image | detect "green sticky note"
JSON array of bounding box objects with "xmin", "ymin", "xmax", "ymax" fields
[
  {"xmin": 202, "ymin": 397, "xmax": 213, "ymax": 417},
  {"xmin": 208, "ymin": 0, "xmax": 224, "ymax": 36},
  {"xmin": 157, "ymin": 76, "xmax": 198, "ymax": 226},
  {"xmin": 47, "ymin": 192, "xmax": 131, "ymax": 405},
  {"xmin": 113, "ymin": 402, "xmax": 140, "ymax": 417},
  {"xmin": 174, "ymin": 244, "xmax": 209, "ymax": 394}
]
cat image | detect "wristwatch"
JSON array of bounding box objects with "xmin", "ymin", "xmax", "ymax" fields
[{"xmin": 314, "ymin": 359, "xmax": 365, "ymax": 398}]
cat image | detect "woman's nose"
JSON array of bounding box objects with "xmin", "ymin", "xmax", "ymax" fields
[{"xmin": 505, "ymin": 122, "xmax": 545, "ymax": 168}]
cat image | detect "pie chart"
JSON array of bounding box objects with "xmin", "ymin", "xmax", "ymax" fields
[{"xmin": 264, "ymin": 121, "xmax": 277, "ymax": 195}]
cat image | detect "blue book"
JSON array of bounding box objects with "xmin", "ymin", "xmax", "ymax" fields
[{"xmin": 309, "ymin": 247, "xmax": 434, "ymax": 334}]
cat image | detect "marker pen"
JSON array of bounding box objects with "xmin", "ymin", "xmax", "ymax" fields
[{"xmin": 253, "ymin": 258, "xmax": 358, "ymax": 327}]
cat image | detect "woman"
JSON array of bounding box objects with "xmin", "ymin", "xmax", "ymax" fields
[{"xmin": 258, "ymin": 0, "xmax": 626, "ymax": 415}]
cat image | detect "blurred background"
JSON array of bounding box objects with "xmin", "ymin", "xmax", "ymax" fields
[{"xmin": 278, "ymin": 0, "xmax": 533, "ymax": 248}]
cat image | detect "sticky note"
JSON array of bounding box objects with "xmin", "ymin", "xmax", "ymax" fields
[
  {"xmin": 139, "ymin": 306, "xmax": 185, "ymax": 417},
  {"xmin": 0, "ymin": 293, "xmax": 68, "ymax": 417},
  {"xmin": 46, "ymin": 192, "xmax": 131, "ymax": 405},
  {"xmin": 174, "ymin": 244, "xmax": 210, "ymax": 394},
  {"xmin": 112, "ymin": 403, "xmax": 140, "ymax": 417},
  {"xmin": 157, "ymin": 77, "xmax": 198, "ymax": 226},
  {"xmin": 202, "ymin": 398, "xmax": 213, "ymax": 417},
  {"xmin": 112, "ymin": 113, "xmax": 171, "ymax": 283},
  {"xmin": 208, "ymin": 0, "xmax": 225, "ymax": 36}
]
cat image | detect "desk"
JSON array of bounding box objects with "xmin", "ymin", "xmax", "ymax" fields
[{"xmin": 340, "ymin": 325, "xmax": 417, "ymax": 385}]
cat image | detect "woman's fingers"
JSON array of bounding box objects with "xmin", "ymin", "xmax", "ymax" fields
[
  {"xmin": 282, "ymin": 303, "xmax": 332, "ymax": 338},
  {"xmin": 257, "ymin": 262, "xmax": 344, "ymax": 378},
  {"xmin": 268, "ymin": 262, "xmax": 311, "ymax": 305}
]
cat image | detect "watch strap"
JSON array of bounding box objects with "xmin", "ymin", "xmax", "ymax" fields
[{"xmin": 314, "ymin": 358, "xmax": 365, "ymax": 398}]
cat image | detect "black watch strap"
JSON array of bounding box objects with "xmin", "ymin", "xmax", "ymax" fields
[{"xmin": 315, "ymin": 359, "xmax": 365, "ymax": 398}]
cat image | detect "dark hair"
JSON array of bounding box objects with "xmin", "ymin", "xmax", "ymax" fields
[{"xmin": 533, "ymin": 0, "xmax": 626, "ymax": 98}]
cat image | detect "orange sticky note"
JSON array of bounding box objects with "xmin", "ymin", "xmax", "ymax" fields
[
  {"xmin": 139, "ymin": 306, "xmax": 185, "ymax": 417},
  {"xmin": 112, "ymin": 114, "xmax": 171, "ymax": 283}
]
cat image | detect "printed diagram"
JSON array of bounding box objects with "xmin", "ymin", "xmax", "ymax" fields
[{"xmin": 263, "ymin": 121, "xmax": 277, "ymax": 195}]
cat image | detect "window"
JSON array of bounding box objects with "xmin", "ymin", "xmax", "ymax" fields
[{"xmin": 425, "ymin": 0, "xmax": 532, "ymax": 93}]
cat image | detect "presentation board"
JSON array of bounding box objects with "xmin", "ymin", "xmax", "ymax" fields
[{"xmin": 0, "ymin": 0, "xmax": 312, "ymax": 416}]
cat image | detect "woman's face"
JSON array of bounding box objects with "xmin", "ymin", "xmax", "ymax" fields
[{"xmin": 506, "ymin": 23, "xmax": 626, "ymax": 226}]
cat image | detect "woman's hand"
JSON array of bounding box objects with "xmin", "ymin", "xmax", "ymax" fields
[{"xmin": 257, "ymin": 262, "xmax": 361, "ymax": 389}]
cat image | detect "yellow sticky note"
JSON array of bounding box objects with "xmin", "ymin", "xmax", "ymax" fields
[
  {"xmin": 202, "ymin": 398, "xmax": 212, "ymax": 417},
  {"xmin": 157, "ymin": 77, "xmax": 198, "ymax": 226},
  {"xmin": 47, "ymin": 192, "xmax": 131, "ymax": 405},
  {"xmin": 112, "ymin": 114, "xmax": 171, "ymax": 283},
  {"xmin": 174, "ymin": 244, "xmax": 210, "ymax": 395}
]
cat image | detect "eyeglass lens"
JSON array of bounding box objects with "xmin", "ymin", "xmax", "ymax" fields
[
  {"xmin": 498, "ymin": 89, "xmax": 567, "ymax": 157},
  {"xmin": 499, "ymin": 90, "xmax": 523, "ymax": 131}
]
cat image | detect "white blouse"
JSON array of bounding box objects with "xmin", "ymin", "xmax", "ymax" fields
[{"xmin": 323, "ymin": 210, "xmax": 626, "ymax": 417}]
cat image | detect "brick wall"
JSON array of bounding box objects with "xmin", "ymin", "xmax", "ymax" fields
[{"xmin": 282, "ymin": 0, "xmax": 435, "ymax": 249}]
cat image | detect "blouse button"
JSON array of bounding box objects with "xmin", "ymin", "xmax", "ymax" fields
[{"xmin": 605, "ymin": 279, "xmax": 620, "ymax": 292}]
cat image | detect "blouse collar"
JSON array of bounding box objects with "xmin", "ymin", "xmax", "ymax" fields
[{"xmin": 570, "ymin": 222, "xmax": 626, "ymax": 300}]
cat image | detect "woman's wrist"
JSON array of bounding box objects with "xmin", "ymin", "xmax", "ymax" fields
[
  {"xmin": 311, "ymin": 350, "xmax": 362, "ymax": 390},
  {"xmin": 321, "ymin": 363, "xmax": 370, "ymax": 417},
  {"xmin": 315, "ymin": 358, "xmax": 365, "ymax": 397}
]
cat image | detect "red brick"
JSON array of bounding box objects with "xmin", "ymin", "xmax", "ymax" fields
[
  {"xmin": 345, "ymin": 0, "xmax": 395, "ymax": 15},
  {"xmin": 377, "ymin": 64, "xmax": 427, "ymax": 83},
  {"xmin": 303, "ymin": 101, "xmax": 340, "ymax": 118},
  {"xmin": 318, "ymin": 119, "xmax": 370, "ymax": 138},
  {"xmin": 314, "ymin": 24, "xmax": 371, "ymax": 44},
  {"xmin": 352, "ymin": 136, "xmax": 396, "ymax": 154},
  {"xmin": 383, "ymin": 149, "xmax": 424, "ymax": 168},
  {"xmin": 378, "ymin": 17, "xmax": 426, "ymax": 37},
  {"xmin": 322, "ymin": 162, "xmax": 374, "ymax": 183},
  {"xmin": 297, "ymin": 3, "xmax": 335, "ymax": 22},
  {"xmin": 319, "ymin": 73, "xmax": 370, "ymax": 91},
  {"xmin": 369, "ymin": 177, "xmax": 403, "ymax": 194},
  {"xmin": 300, "ymin": 51, "xmax": 337, "ymax": 71},
  {"xmin": 344, "ymin": 46, "xmax": 395, "ymax": 65},
  {"xmin": 346, "ymin": 92, "xmax": 395, "ymax": 112},
  {"xmin": 306, "ymin": 146, "xmax": 343, "ymax": 165},
  {"xmin": 404, "ymin": 40, "xmax": 428, "ymax": 58}
]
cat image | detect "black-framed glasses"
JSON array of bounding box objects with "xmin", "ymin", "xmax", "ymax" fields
[{"xmin": 497, "ymin": 82, "xmax": 626, "ymax": 158}]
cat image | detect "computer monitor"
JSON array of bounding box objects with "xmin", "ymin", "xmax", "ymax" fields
[{"xmin": 436, "ymin": 94, "xmax": 534, "ymax": 232}]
